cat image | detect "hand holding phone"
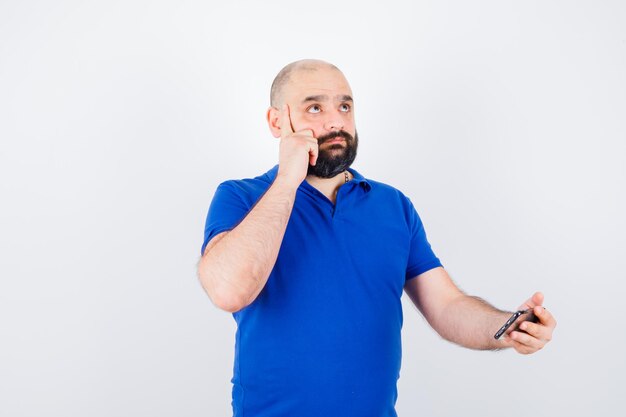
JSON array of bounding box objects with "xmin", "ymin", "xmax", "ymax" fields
[{"xmin": 494, "ymin": 309, "xmax": 539, "ymax": 340}]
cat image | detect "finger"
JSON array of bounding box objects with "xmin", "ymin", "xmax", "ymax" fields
[
  {"xmin": 500, "ymin": 332, "xmax": 512, "ymax": 343},
  {"xmin": 534, "ymin": 305, "xmax": 556, "ymax": 329},
  {"xmin": 280, "ymin": 104, "xmax": 294, "ymax": 138},
  {"xmin": 517, "ymin": 291, "xmax": 544, "ymax": 311},
  {"xmin": 507, "ymin": 338, "xmax": 535, "ymax": 355},
  {"xmin": 532, "ymin": 292, "xmax": 544, "ymax": 307},
  {"xmin": 309, "ymin": 142, "xmax": 319, "ymax": 166},
  {"xmin": 517, "ymin": 321, "xmax": 548, "ymax": 341},
  {"xmin": 509, "ymin": 330, "xmax": 543, "ymax": 351},
  {"xmin": 499, "ymin": 334, "xmax": 514, "ymax": 347}
]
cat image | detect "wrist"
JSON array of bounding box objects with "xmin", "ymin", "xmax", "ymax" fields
[{"xmin": 274, "ymin": 170, "xmax": 303, "ymax": 192}]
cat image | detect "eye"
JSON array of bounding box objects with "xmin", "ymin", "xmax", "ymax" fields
[
  {"xmin": 339, "ymin": 103, "xmax": 351, "ymax": 112},
  {"xmin": 307, "ymin": 104, "xmax": 322, "ymax": 114}
]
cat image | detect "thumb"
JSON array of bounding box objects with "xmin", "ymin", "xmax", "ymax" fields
[{"xmin": 517, "ymin": 291, "xmax": 544, "ymax": 311}]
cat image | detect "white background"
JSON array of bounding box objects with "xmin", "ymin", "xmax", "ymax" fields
[{"xmin": 1, "ymin": 1, "xmax": 625, "ymax": 416}]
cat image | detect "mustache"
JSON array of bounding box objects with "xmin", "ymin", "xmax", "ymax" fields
[{"xmin": 316, "ymin": 130, "xmax": 354, "ymax": 145}]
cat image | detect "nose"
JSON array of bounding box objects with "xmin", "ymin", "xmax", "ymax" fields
[{"xmin": 323, "ymin": 111, "xmax": 345, "ymax": 132}]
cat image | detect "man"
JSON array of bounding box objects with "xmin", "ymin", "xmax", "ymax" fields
[{"xmin": 197, "ymin": 59, "xmax": 556, "ymax": 417}]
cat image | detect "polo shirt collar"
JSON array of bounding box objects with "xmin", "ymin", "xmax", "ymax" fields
[
  {"xmin": 264, "ymin": 165, "xmax": 372, "ymax": 192},
  {"xmin": 347, "ymin": 166, "xmax": 372, "ymax": 192}
]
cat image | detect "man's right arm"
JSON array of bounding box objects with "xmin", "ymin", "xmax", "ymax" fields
[
  {"xmin": 197, "ymin": 104, "xmax": 318, "ymax": 312},
  {"xmin": 197, "ymin": 176, "xmax": 297, "ymax": 312}
]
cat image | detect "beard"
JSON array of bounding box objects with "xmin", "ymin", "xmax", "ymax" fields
[{"xmin": 307, "ymin": 130, "xmax": 358, "ymax": 178}]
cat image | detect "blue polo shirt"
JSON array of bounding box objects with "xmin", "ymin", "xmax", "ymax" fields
[{"xmin": 201, "ymin": 165, "xmax": 442, "ymax": 417}]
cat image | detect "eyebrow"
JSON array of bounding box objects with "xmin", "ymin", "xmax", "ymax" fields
[{"xmin": 301, "ymin": 94, "xmax": 353, "ymax": 104}]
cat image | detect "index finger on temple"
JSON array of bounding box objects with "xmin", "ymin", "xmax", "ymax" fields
[{"xmin": 280, "ymin": 104, "xmax": 294, "ymax": 138}]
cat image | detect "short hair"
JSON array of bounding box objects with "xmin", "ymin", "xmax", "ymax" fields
[{"xmin": 270, "ymin": 59, "xmax": 340, "ymax": 107}]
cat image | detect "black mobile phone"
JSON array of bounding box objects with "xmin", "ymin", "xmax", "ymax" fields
[{"xmin": 493, "ymin": 309, "xmax": 539, "ymax": 340}]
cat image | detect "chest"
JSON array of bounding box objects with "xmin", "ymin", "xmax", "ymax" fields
[{"xmin": 272, "ymin": 192, "xmax": 411, "ymax": 303}]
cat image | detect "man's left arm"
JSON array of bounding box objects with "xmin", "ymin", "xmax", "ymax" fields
[{"xmin": 404, "ymin": 266, "xmax": 557, "ymax": 354}]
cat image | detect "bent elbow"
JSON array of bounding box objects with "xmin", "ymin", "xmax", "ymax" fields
[
  {"xmin": 197, "ymin": 270, "xmax": 250, "ymax": 313},
  {"xmin": 197, "ymin": 252, "xmax": 258, "ymax": 313},
  {"xmin": 211, "ymin": 291, "xmax": 248, "ymax": 313}
]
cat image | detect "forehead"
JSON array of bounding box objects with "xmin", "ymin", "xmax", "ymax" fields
[{"xmin": 284, "ymin": 67, "xmax": 353, "ymax": 102}]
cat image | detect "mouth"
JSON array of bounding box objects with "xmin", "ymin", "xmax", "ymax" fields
[{"xmin": 324, "ymin": 136, "xmax": 345, "ymax": 145}]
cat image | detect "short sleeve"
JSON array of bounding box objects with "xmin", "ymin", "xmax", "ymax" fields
[
  {"xmin": 200, "ymin": 182, "xmax": 251, "ymax": 255},
  {"xmin": 405, "ymin": 199, "xmax": 443, "ymax": 280}
]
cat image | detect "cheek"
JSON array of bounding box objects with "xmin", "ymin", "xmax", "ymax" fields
[
  {"xmin": 294, "ymin": 115, "xmax": 323, "ymax": 135},
  {"xmin": 345, "ymin": 124, "xmax": 356, "ymax": 138},
  {"xmin": 342, "ymin": 114, "xmax": 356, "ymax": 128}
]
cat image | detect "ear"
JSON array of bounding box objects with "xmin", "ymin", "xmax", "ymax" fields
[{"xmin": 266, "ymin": 107, "xmax": 281, "ymax": 138}]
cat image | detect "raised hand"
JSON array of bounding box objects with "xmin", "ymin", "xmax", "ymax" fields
[{"xmin": 276, "ymin": 104, "xmax": 319, "ymax": 188}]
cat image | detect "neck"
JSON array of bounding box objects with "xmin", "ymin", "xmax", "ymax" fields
[{"xmin": 305, "ymin": 170, "xmax": 351, "ymax": 203}]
